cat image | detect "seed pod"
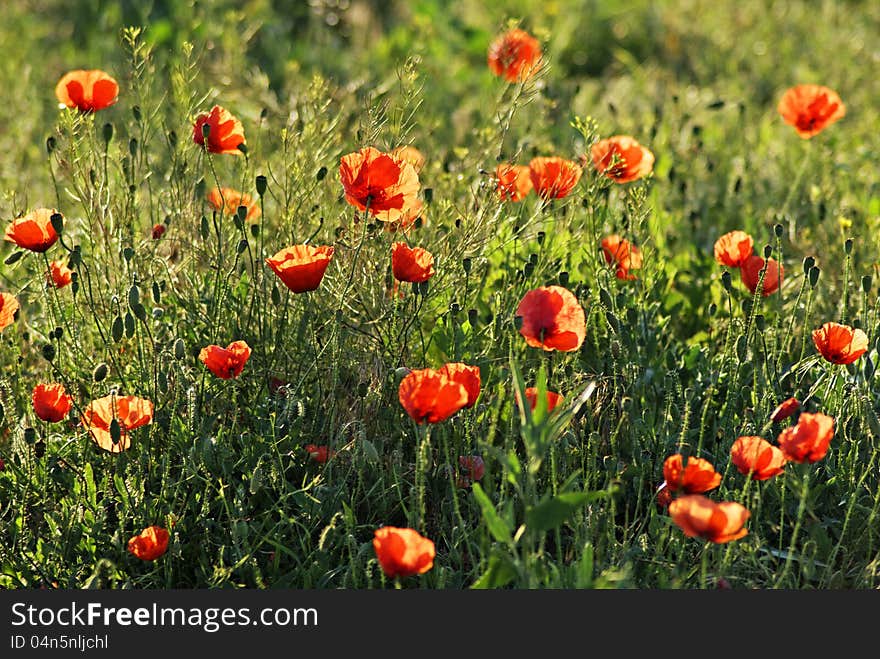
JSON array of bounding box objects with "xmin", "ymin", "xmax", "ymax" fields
[
  {"xmin": 514, "ymin": 315, "xmax": 524, "ymax": 330},
  {"xmin": 418, "ymin": 280, "xmax": 430, "ymax": 296},
  {"xmin": 424, "ymin": 188, "xmax": 433, "ymax": 203},
  {"xmin": 862, "ymin": 275, "xmax": 872, "ymax": 293},
  {"xmin": 462, "ymin": 257, "xmax": 472, "ymax": 274},
  {"xmin": 845, "ymin": 238, "xmax": 853, "ymax": 255},
  {"xmin": 50, "ymin": 213, "xmax": 64, "ymax": 236},
  {"xmin": 255, "ymin": 175, "xmax": 267, "ymax": 196},
  {"xmin": 559, "ymin": 271, "xmax": 569, "ymax": 287},
  {"xmin": 721, "ymin": 271, "xmax": 732, "ymax": 292},
  {"xmin": 774, "ymin": 223, "xmax": 784, "ymax": 238},
  {"xmin": 93, "ymin": 362, "xmax": 109, "ymax": 382},
  {"xmin": 24, "ymin": 427, "xmax": 36, "ymax": 444},
  {"xmin": 755, "ymin": 314, "xmax": 766, "ymax": 332},
  {"xmin": 315, "ymin": 166, "xmax": 327, "ymax": 181},
  {"xmin": 46, "ymin": 135, "xmax": 57, "ymax": 154},
  {"xmin": 809, "ymin": 266, "xmax": 820, "ymax": 288},
  {"xmin": 151, "ymin": 282, "xmax": 161, "ymax": 304},
  {"xmin": 132, "ymin": 105, "xmax": 142, "ymax": 121},
  {"xmin": 468, "ymin": 308, "xmax": 478, "ymax": 327},
  {"xmin": 802, "ymin": 256, "xmax": 815, "ymax": 275},
  {"xmin": 42, "ymin": 344, "xmax": 56, "ymax": 361},
  {"xmin": 34, "ymin": 441, "xmax": 46, "ymax": 458},
  {"xmin": 102, "ymin": 122, "xmax": 114, "ymax": 144},
  {"xmin": 201, "ymin": 122, "xmax": 211, "ymax": 140},
  {"xmin": 537, "ymin": 231, "xmax": 546, "ymax": 245},
  {"xmin": 763, "ymin": 244, "xmax": 772, "ymax": 258}
]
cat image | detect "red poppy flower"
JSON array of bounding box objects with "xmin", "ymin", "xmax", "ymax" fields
[
  {"xmin": 487, "ymin": 29, "xmax": 542, "ymax": 82},
  {"xmin": 398, "ymin": 366, "xmax": 470, "ymax": 424},
  {"xmin": 305, "ymin": 444, "xmax": 336, "ymax": 463},
  {"xmin": 589, "ymin": 135, "xmax": 655, "ymax": 183},
  {"xmin": 456, "ymin": 455, "xmax": 485, "ymax": 488},
  {"xmin": 32, "ymin": 383, "xmax": 73, "ymax": 423},
  {"xmin": 495, "ymin": 163, "xmax": 533, "ymax": 202},
  {"xmin": 528, "ymin": 157, "xmax": 582, "ymax": 200},
  {"xmin": 199, "ymin": 340, "xmax": 252, "ymax": 379},
  {"xmin": 730, "ymin": 436, "xmax": 787, "ymax": 480},
  {"xmin": 266, "ymin": 245, "xmax": 334, "ymax": 293},
  {"xmin": 206, "ymin": 187, "xmax": 261, "ymax": 222},
  {"xmin": 82, "ymin": 394, "xmax": 154, "ymax": 453},
  {"xmin": 392, "ymin": 145, "xmax": 426, "ymax": 173},
  {"xmin": 5, "ymin": 208, "xmax": 60, "ymax": 253},
  {"xmin": 193, "ymin": 105, "xmax": 246, "ymax": 155},
  {"xmin": 601, "ymin": 234, "xmax": 643, "ymax": 280},
  {"xmin": 740, "ymin": 255, "xmax": 783, "ymax": 296},
  {"xmin": 770, "ymin": 397, "xmax": 800, "ymax": 423},
  {"xmin": 778, "ymin": 84, "xmax": 846, "ymax": 139},
  {"xmin": 127, "ymin": 525, "xmax": 170, "ymax": 561},
  {"xmin": 391, "ymin": 242, "xmax": 435, "ymax": 283},
  {"xmin": 714, "ymin": 230, "xmax": 754, "ymax": 268},
  {"xmin": 47, "ymin": 260, "xmax": 73, "ymax": 288},
  {"xmin": 373, "ymin": 526, "xmax": 435, "ymax": 579},
  {"xmin": 777, "ymin": 412, "xmax": 835, "ymax": 463},
  {"xmin": 151, "ymin": 224, "xmax": 166, "ymax": 239},
  {"xmin": 437, "ymin": 362, "xmax": 481, "ymax": 408},
  {"xmin": 55, "ymin": 69, "xmax": 118, "ymax": 112},
  {"xmin": 339, "ymin": 147, "xmax": 421, "ymax": 223},
  {"xmin": 515, "ymin": 285, "xmax": 586, "ymax": 352},
  {"xmin": 662, "ymin": 454, "xmax": 722, "ymax": 494},
  {"xmin": 656, "ymin": 482, "xmax": 673, "ymax": 509},
  {"xmin": 812, "ymin": 322, "xmax": 868, "ymax": 365},
  {"xmin": 0, "ymin": 293, "xmax": 19, "ymax": 332},
  {"xmin": 523, "ymin": 386, "xmax": 564, "ymax": 412},
  {"xmin": 669, "ymin": 495, "xmax": 750, "ymax": 544}
]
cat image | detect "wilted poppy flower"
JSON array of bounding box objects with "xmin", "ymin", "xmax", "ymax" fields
[
  {"xmin": 523, "ymin": 386, "xmax": 564, "ymax": 412},
  {"xmin": 601, "ymin": 234, "xmax": 643, "ymax": 280},
  {"xmin": 127, "ymin": 525, "xmax": 170, "ymax": 561},
  {"xmin": 151, "ymin": 224, "xmax": 166, "ymax": 239},
  {"xmin": 663, "ymin": 454, "xmax": 722, "ymax": 494},
  {"xmin": 5, "ymin": 208, "xmax": 60, "ymax": 253},
  {"xmin": 398, "ymin": 367, "xmax": 470, "ymax": 424},
  {"xmin": 32, "ymin": 383, "xmax": 73, "ymax": 423},
  {"xmin": 770, "ymin": 397, "xmax": 800, "ymax": 423},
  {"xmin": 305, "ymin": 444, "xmax": 336, "ymax": 463},
  {"xmin": 589, "ymin": 136, "xmax": 655, "ymax": 184},
  {"xmin": 391, "ymin": 242, "xmax": 435, "ymax": 283},
  {"xmin": 199, "ymin": 340, "xmax": 252, "ymax": 379},
  {"xmin": 495, "ymin": 163, "xmax": 533, "ymax": 202},
  {"xmin": 193, "ymin": 105, "xmax": 246, "ymax": 155},
  {"xmin": 488, "ymin": 29, "xmax": 542, "ymax": 82},
  {"xmin": 82, "ymin": 394, "xmax": 154, "ymax": 453},
  {"xmin": 392, "ymin": 145, "xmax": 426, "ymax": 173},
  {"xmin": 669, "ymin": 495, "xmax": 750, "ymax": 544},
  {"xmin": 778, "ymin": 84, "xmax": 846, "ymax": 139},
  {"xmin": 339, "ymin": 146, "xmax": 421, "ymax": 222},
  {"xmin": 515, "ymin": 285, "xmax": 586, "ymax": 352},
  {"xmin": 55, "ymin": 69, "xmax": 118, "ymax": 112},
  {"xmin": 206, "ymin": 187, "xmax": 261, "ymax": 222},
  {"xmin": 777, "ymin": 412, "xmax": 835, "ymax": 463},
  {"xmin": 266, "ymin": 245, "xmax": 334, "ymax": 293},
  {"xmin": 0, "ymin": 293, "xmax": 19, "ymax": 332},
  {"xmin": 529, "ymin": 157, "xmax": 583, "ymax": 200},
  {"xmin": 437, "ymin": 362, "xmax": 481, "ymax": 408},
  {"xmin": 456, "ymin": 455, "xmax": 485, "ymax": 488},
  {"xmin": 373, "ymin": 526, "xmax": 435, "ymax": 579},
  {"xmin": 714, "ymin": 230, "xmax": 754, "ymax": 268},
  {"xmin": 812, "ymin": 322, "xmax": 868, "ymax": 365},
  {"xmin": 730, "ymin": 436, "xmax": 787, "ymax": 480},
  {"xmin": 47, "ymin": 260, "xmax": 73, "ymax": 288},
  {"xmin": 740, "ymin": 255, "xmax": 783, "ymax": 296}
]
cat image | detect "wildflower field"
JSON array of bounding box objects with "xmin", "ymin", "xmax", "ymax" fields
[{"xmin": 1, "ymin": 0, "xmax": 879, "ymax": 590}]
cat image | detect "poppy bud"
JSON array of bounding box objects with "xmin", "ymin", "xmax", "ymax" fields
[
  {"xmin": 237, "ymin": 143, "xmax": 248, "ymax": 155},
  {"xmin": 102, "ymin": 122, "xmax": 114, "ymax": 144},
  {"xmin": 199, "ymin": 216, "xmax": 210, "ymax": 240},
  {"xmin": 53, "ymin": 326, "xmax": 63, "ymax": 340},
  {"xmin": 42, "ymin": 344, "xmax": 56, "ymax": 361},
  {"xmin": 708, "ymin": 302, "xmax": 717, "ymax": 317},
  {"xmin": 174, "ymin": 338, "xmax": 186, "ymax": 360},
  {"xmin": 721, "ymin": 270, "xmax": 732, "ymax": 292},
  {"xmin": 236, "ymin": 239, "xmax": 248, "ymax": 254},
  {"xmin": 736, "ymin": 334, "xmax": 748, "ymax": 361},
  {"xmin": 123, "ymin": 247, "xmax": 134, "ymax": 262},
  {"xmin": 528, "ymin": 253, "xmax": 538, "ymax": 266},
  {"xmin": 111, "ymin": 315, "xmax": 123, "ymax": 342},
  {"xmin": 559, "ymin": 271, "xmax": 569, "ymax": 286},
  {"xmin": 69, "ymin": 246, "xmax": 82, "ymax": 267},
  {"xmin": 168, "ymin": 130, "xmax": 178, "ymax": 148},
  {"xmin": 50, "ymin": 213, "xmax": 64, "ymax": 236},
  {"xmin": 109, "ymin": 418, "xmax": 122, "ymax": 446},
  {"xmin": 201, "ymin": 122, "xmax": 211, "ymax": 140},
  {"xmin": 606, "ymin": 311, "xmax": 620, "ymax": 333},
  {"xmin": 514, "ymin": 315, "xmax": 524, "ymax": 330},
  {"xmin": 537, "ymin": 231, "xmax": 546, "ymax": 245},
  {"xmin": 774, "ymin": 223, "xmax": 784, "ymax": 238},
  {"xmin": 34, "ymin": 440, "xmax": 45, "ymax": 459},
  {"xmin": 523, "ymin": 262, "xmax": 534, "ymax": 277},
  {"xmin": 271, "ymin": 284, "xmax": 281, "ymax": 306},
  {"xmin": 5, "ymin": 251, "xmax": 23, "ymax": 266},
  {"xmin": 424, "ymin": 188, "xmax": 433, "ymax": 204},
  {"xmin": 599, "ymin": 288, "xmax": 613, "ymax": 309},
  {"xmin": 611, "ymin": 340, "xmax": 621, "ymax": 359},
  {"xmin": 46, "ymin": 135, "xmax": 56, "ymax": 154},
  {"xmin": 809, "ymin": 266, "xmax": 820, "ymax": 288},
  {"xmin": 755, "ymin": 314, "xmax": 766, "ymax": 332},
  {"xmin": 151, "ymin": 282, "xmax": 161, "ymax": 304},
  {"xmin": 129, "ymin": 138, "xmax": 138, "ymax": 157},
  {"xmin": 132, "ymin": 105, "xmax": 142, "ymax": 121},
  {"xmin": 124, "ymin": 312, "xmax": 135, "ymax": 337},
  {"xmin": 132, "ymin": 303, "xmax": 147, "ymax": 322},
  {"xmin": 315, "ymin": 166, "xmax": 327, "ymax": 181},
  {"xmin": 802, "ymin": 256, "xmax": 815, "ymax": 275},
  {"xmin": 236, "ymin": 205, "xmax": 248, "ymax": 223},
  {"xmin": 864, "ymin": 355, "xmax": 875, "ymax": 380},
  {"xmin": 418, "ymin": 280, "xmax": 430, "ymax": 296},
  {"xmin": 462, "ymin": 257, "xmax": 472, "ymax": 274},
  {"xmin": 357, "ymin": 382, "xmax": 369, "ymax": 398},
  {"xmin": 468, "ymin": 308, "xmax": 478, "ymax": 326},
  {"xmin": 862, "ymin": 275, "xmax": 872, "ymax": 293},
  {"xmin": 250, "ymin": 224, "xmax": 260, "ymax": 238},
  {"xmin": 763, "ymin": 244, "xmax": 772, "ymax": 258},
  {"xmin": 255, "ymin": 175, "xmax": 267, "ymax": 196},
  {"xmin": 128, "ymin": 285, "xmax": 140, "ymax": 308},
  {"xmin": 24, "ymin": 427, "xmax": 36, "ymax": 444}
]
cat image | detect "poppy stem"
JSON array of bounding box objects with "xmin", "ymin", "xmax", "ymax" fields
[{"xmin": 783, "ymin": 141, "xmax": 812, "ymax": 243}]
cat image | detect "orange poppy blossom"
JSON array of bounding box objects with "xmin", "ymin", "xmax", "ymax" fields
[
  {"xmin": 770, "ymin": 397, "xmax": 800, "ymax": 423},
  {"xmin": 151, "ymin": 224, "xmax": 166, "ymax": 239},
  {"xmin": 601, "ymin": 234, "xmax": 643, "ymax": 280},
  {"xmin": 668, "ymin": 494, "xmax": 750, "ymax": 544},
  {"xmin": 714, "ymin": 230, "xmax": 754, "ymax": 268},
  {"xmin": 522, "ymin": 386, "xmax": 564, "ymax": 413},
  {"xmin": 528, "ymin": 157, "xmax": 583, "ymax": 200},
  {"xmin": 495, "ymin": 163, "xmax": 533, "ymax": 202},
  {"xmin": 47, "ymin": 260, "xmax": 73, "ymax": 288},
  {"xmin": 0, "ymin": 292, "xmax": 19, "ymax": 332},
  {"xmin": 5, "ymin": 208, "xmax": 60, "ymax": 253},
  {"xmin": 740, "ymin": 255, "xmax": 783, "ymax": 296},
  {"xmin": 515, "ymin": 285, "xmax": 586, "ymax": 352},
  {"xmin": 32, "ymin": 383, "xmax": 73, "ymax": 423},
  {"xmin": 391, "ymin": 242, "xmax": 435, "ymax": 283},
  {"xmin": 777, "ymin": 84, "xmax": 846, "ymax": 139},
  {"xmin": 398, "ymin": 362, "xmax": 480, "ymax": 424},
  {"xmin": 81, "ymin": 394, "xmax": 154, "ymax": 453},
  {"xmin": 305, "ymin": 444, "xmax": 336, "ymax": 463},
  {"xmin": 55, "ymin": 69, "xmax": 118, "ymax": 112},
  {"xmin": 193, "ymin": 105, "xmax": 246, "ymax": 155},
  {"xmin": 589, "ymin": 135, "xmax": 655, "ymax": 184},
  {"xmin": 662, "ymin": 454, "xmax": 722, "ymax": 494},
  {"xmin": 730, "ymin": 436, "xmax": 787, "ymax": 481},
  {"xmin": 266, "ymin": 245, "xmax": 334, "ymax": 293},
  {"xmin": 339, "ymin": 146, "xmax": 421, "ymax": 223},
  {"xmin": 199, "ymin": 340, "xmax": 252, "ymax": 379},
  {"xmin": 812, "ymin": 322, "xmax": 868, "ymax": 365},
  {"xmin": 206, "ymin": 187, "xmax": 261, "ymax": 222},
  {"xmin": 487, "ymin": 28, "xmax": 542, "ymax": 82},
  {"xmin": 127, "ymin": 525, "xmax": 170, "ymax": 561},
  {"xmin": 372, "ymin": 526, "xmax": 435, "ymax": 579},
  {"xmin": 776, "ymin": 412, "xmax": 835, "ymax": 463},
  {"xmin": 392, "ymin": 145, "xmax": 426, "ymax": 173}
]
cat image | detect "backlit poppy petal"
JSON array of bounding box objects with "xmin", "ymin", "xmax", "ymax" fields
[
  {"xmin": 740, "ymin": 255, "xmax": 783, "ymax": 296},
  {"xmin": 0, "ymin": 293, "xmax": 20, "ymax": 332},
  {"xmin": 487, "ymin": 29, "xmax": 542, "ymax": 82},
  {"xmin": 391, "ymin": 242, "xmax": 435, "ymax": 283},
  {"xmin": 495, "ymin": 164, "xmax": 533, "ymax": 202},
  {"xmin": 669, "ymin": 494, "xmax": 750, "ymax": 544},
  {"xmin": 812, "ymin": 322, "xmax": 868, "ymax": 365},
  {"xmin": 127, "ymin": 525, "xmax": 170, "ymax": 561},
  {"xmin": 32, "ymin": 383, "xmax": 73, "ymax": 423},
  {"xmin": 199, "ymin": 340, "xmax": 252, "ymax": 379},
  {"xmin": 730, "ymin": 436, "xmax": 787, "ymax": 480},
  {"xmin": 777, "ymin": 412, "xmax": 835, "ymax": 463},
  {"xmin": 266, "ymin": 245, "xmax": 334, "ymax": 293},
  {"xmin": 528, "ymin": 157, "xmax": 582, "ymax": 200},
  {"xmin": 778, "ymin": 84, "xmax": 846, "ymax": 138},
  {"xmin": 340, "ymin": 147, "xmax": 421, "ymax": 222},
  {"xmin": 193, "ymin": 105, "xmax": 246, "ymax": 155},
  {"xmin": 662, "ymin": 454, "xmax": 722, "ymax": 494},
  {"xmin": 55, "ymin": 69, "xmax": 118, "ymax": 112},
  {"xmin": 714, "ymin": 230, "xmax": 754, "ymax": 268},
  {"xmin": 515, "ymin": 285, "xmax": 586, "ymax": 352},
  {"xmin": 5, "ymin": 208, "xmax": 60, "ymax": 253},
  {"xmin": 589, "ymin": 136, "xmax": 654, "ymax": 183}
]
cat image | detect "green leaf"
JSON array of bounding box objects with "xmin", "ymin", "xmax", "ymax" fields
[
  {"xmin": 575, "ymin": 542, "xmax": 594, "ymax": 588},
  {"xmin": 525, "ymin": 490, "xmax": 610, "ymax": 532},
  {"xmin": 470, "ymin": 550, "xmax": 518, "ymax": 589},
  {"xmin": 472, "ymin": 483, "xmax": 512, "ymax": 545}
]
